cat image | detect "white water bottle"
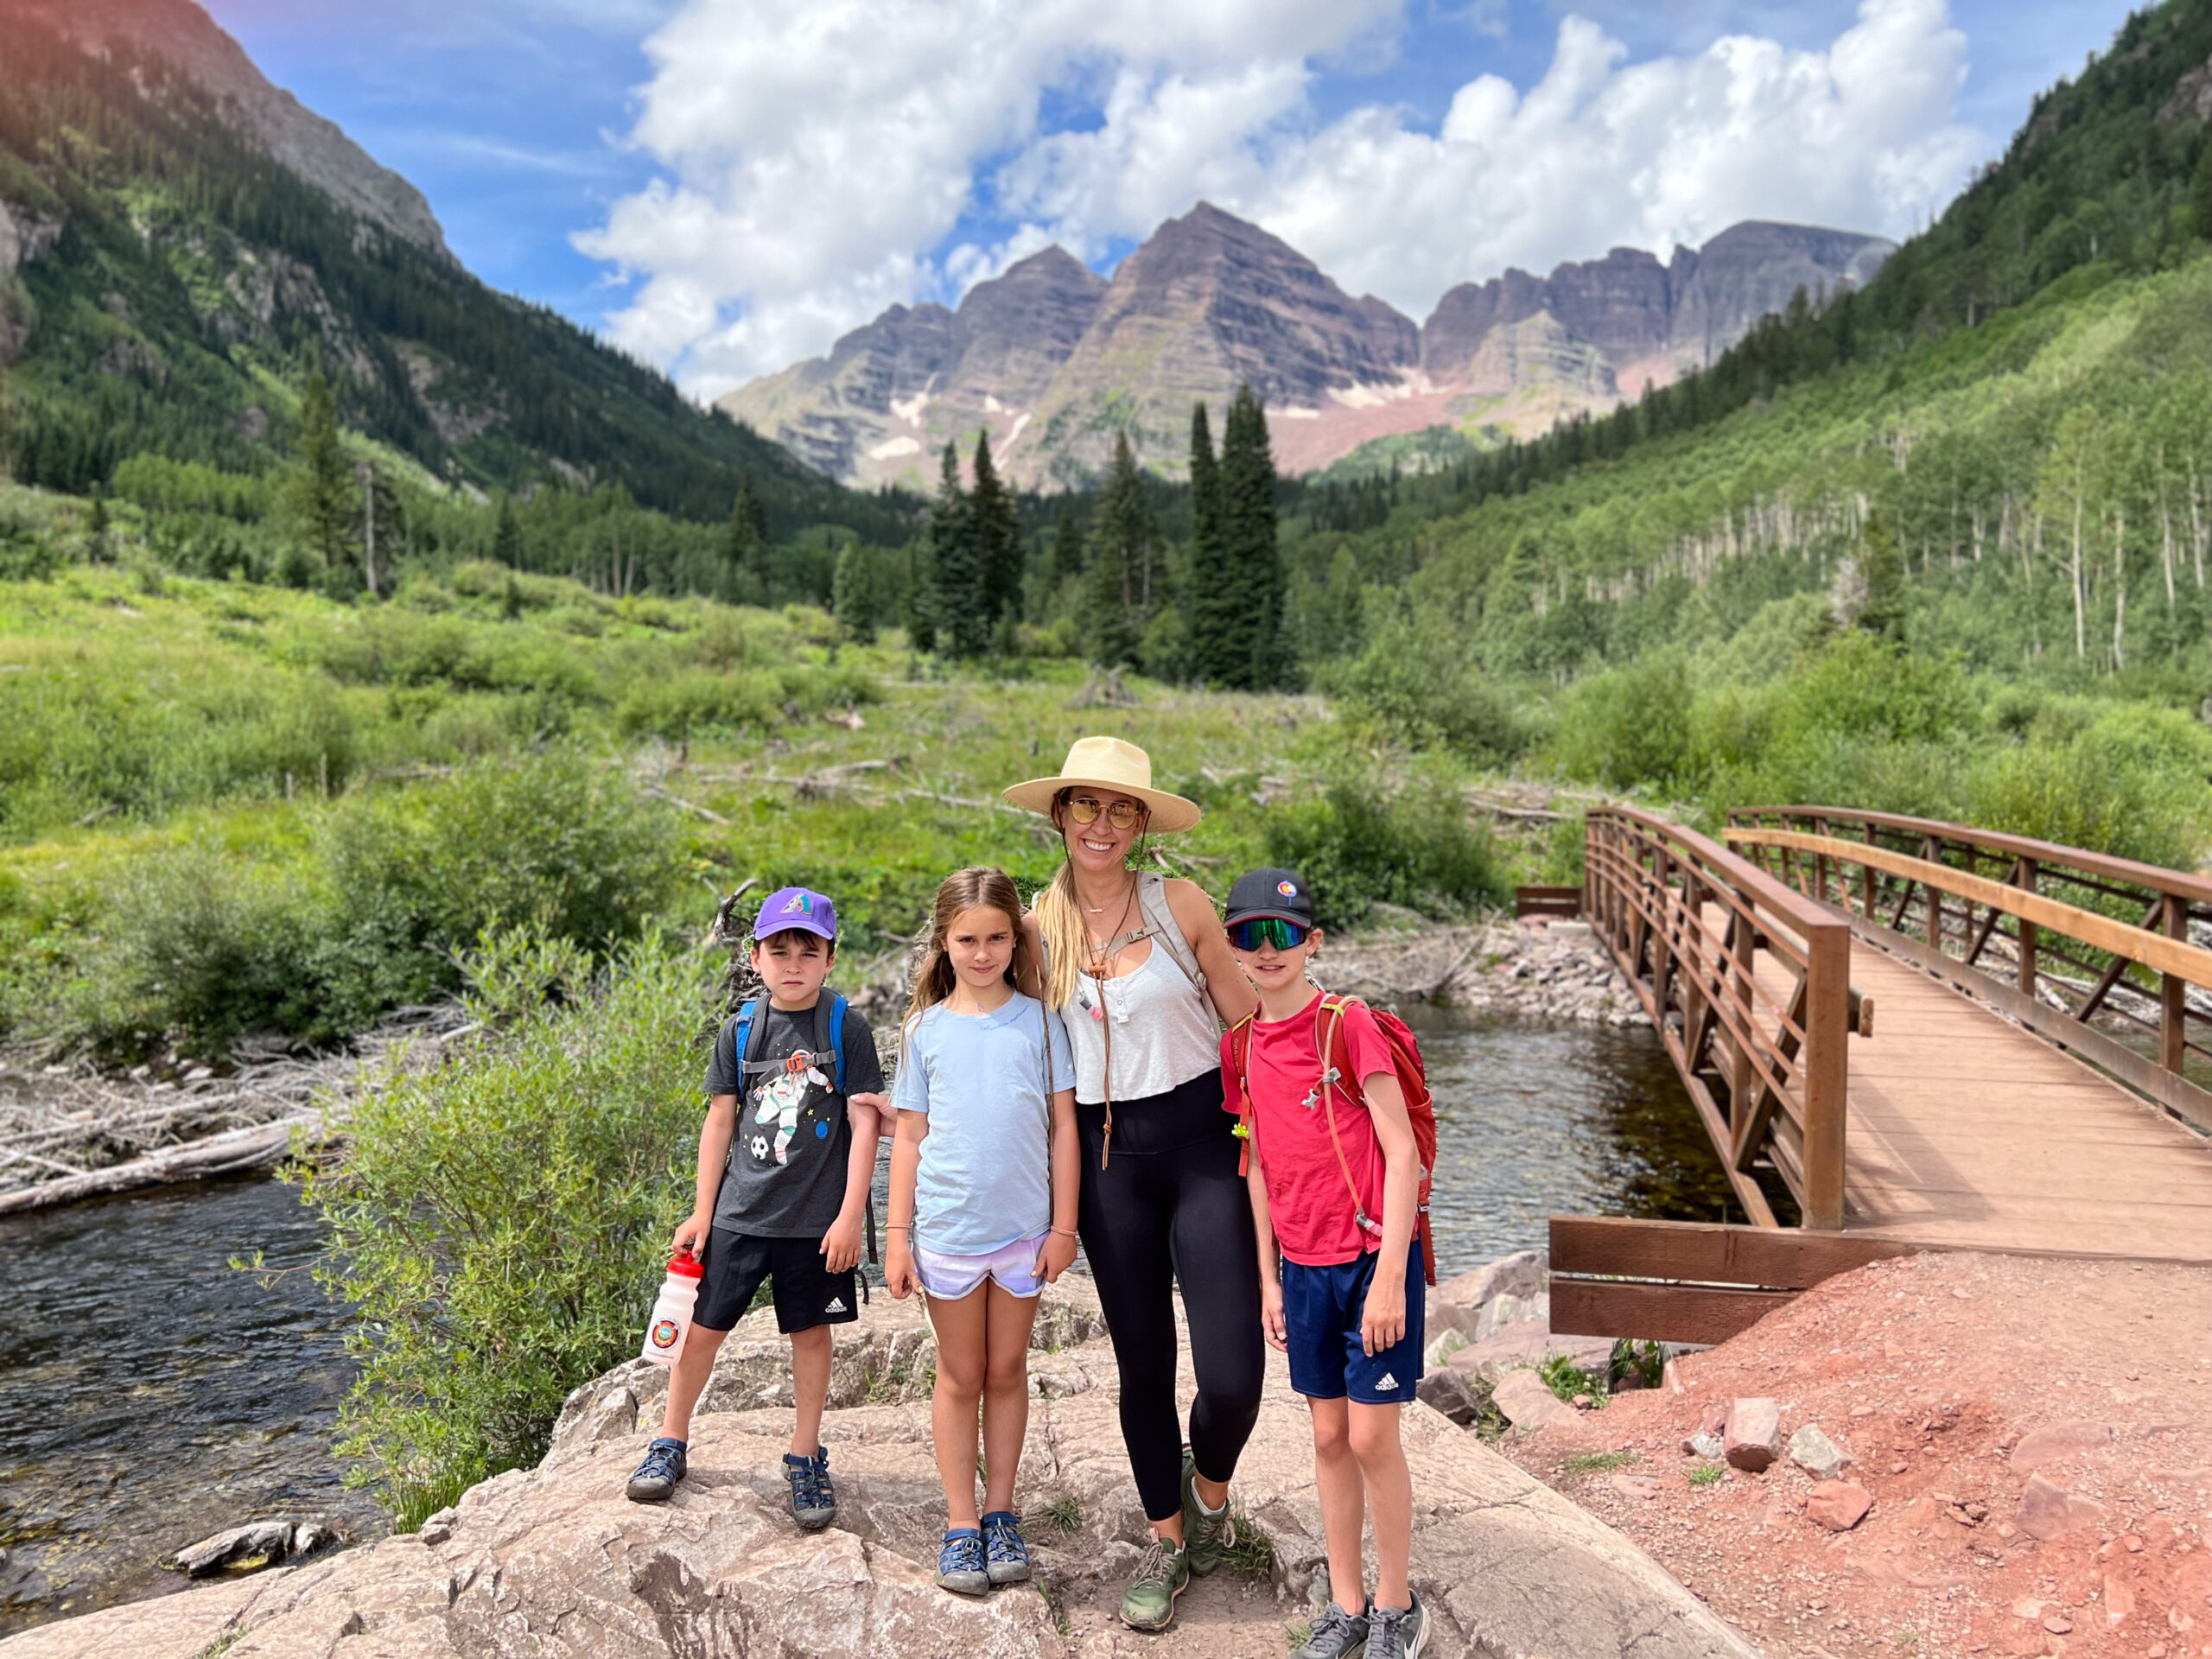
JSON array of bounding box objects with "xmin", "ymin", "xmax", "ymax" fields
[{"xmin": 639, "ymin": 1252, "xmax": 705, "ymax": 1367}]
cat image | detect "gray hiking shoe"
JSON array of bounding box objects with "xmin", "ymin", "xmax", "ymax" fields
[
  {"xmin": 1292, "ymin": 1600, "xmax": 1371, "ymax": 1659},
  {"xmin": 1367, "ymin": 1592, "xmax": 1429, "ymax": 1659},
  {"xmin": 1179, "ymin": 1447, "xmax": 1235, "ymax": 1577}
]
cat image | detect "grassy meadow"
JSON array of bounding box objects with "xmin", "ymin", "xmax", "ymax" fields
[{"xmin": 0, "ymin": 532, "xmax": 1515, "ymax": 1061}]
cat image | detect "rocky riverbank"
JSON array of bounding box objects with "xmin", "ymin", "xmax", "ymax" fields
[
  {"xmin": 1321, "ymin": 912, "xmax": 1646, "ymax": 1027},
  {"xmin": 3, "ymin": 1271, "xmax": 1753, "ymax": 1659}
]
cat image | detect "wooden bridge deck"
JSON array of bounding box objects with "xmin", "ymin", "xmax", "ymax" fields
[{"xmin": 1728, "ymin": 911, "xmax": 2212, "ymax": 1259}]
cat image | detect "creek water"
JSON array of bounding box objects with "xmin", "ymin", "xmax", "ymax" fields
[{"xmin": 0, "ymin": 1010, "xmax": 1724, "ymax": 1636}]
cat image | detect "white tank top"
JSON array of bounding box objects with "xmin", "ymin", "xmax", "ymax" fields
[{"xmin": 1065, "ymin": 944, "xmax": 1222, "ymax": 1105}]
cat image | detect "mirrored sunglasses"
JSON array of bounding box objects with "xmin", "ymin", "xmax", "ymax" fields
[
  {"xmin": 1228, "ymin": 916, "xmax": 1309, "ymax": 952},
  {"xmin": 1064, "ymin": 793, "xmax": 1145, "ymax": 830}
]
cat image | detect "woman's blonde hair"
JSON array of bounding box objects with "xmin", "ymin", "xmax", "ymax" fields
[
  {"xmin": 903, "ymin": 867, "xmax": 1039, "ymax": 1040},
  {"xmin": 1030, "ymin": 789, "xmax": 1149, "ymax": 1009}
]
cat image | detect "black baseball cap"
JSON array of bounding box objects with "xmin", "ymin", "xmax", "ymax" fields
[{"xmin": 1224, "ymin": 867, "xmax": 1315, "ymax": 928}]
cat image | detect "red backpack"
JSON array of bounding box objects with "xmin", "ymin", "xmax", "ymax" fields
[{"xmin": 1228, "ymin": 994, "xmax": 1439, "ymax": 1287}]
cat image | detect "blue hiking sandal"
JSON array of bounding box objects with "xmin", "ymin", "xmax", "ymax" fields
[
  {"xmin": 982, "ymin": 1510, "xmax": 1029, "ymax": 1586},
  {"xmin": 937, "ymin": 1528, "xmax": 989, "ymax": 1597},
  {"xmin": 626, "ymin": 1437, "xmax": 687, "ymax": 1503},
  {"xmin": 784, "ymin": 1445, "xmax": 836, "ymax": 1531}
]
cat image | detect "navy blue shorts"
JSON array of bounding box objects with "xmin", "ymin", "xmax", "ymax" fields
[{"xmin": 1281, "ymin": 1239, "xmax": 1426, "ymax": 1405}]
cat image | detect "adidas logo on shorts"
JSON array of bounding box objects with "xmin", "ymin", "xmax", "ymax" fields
[
  {"xmin": 823, "ymin": 1297, "xmax": 848, "ymax": 1313},
  {"xmin": 1374, "ymin": 1372, "xmax": 1400, "ymax": 1391}
]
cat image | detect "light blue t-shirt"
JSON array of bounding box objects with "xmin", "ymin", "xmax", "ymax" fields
[{"xmin": 893, "ymin": 993, "xmax": 1074, "ymax": 1256}]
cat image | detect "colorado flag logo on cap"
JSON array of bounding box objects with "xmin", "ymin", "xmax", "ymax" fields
[{"xmin": 1277, "ymin": 880, "xmax": 1298, "ymax": 897}]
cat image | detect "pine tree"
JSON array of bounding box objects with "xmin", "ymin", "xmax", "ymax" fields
[
  {"xmin": 833, "ymin": 542, "xmax": 875, "ymax": 643},
  {"xmin": 1185, "ymin": 400, "xmax": 1242, "ymax": 684},
  {"xmin": 492, "ymin": 493, "xmax": 523, "ymax": 568},
  {"xmin": 728, "ymin": 474, "xmax": 769, "ymax": 601},
  {"xmin": 1219, "ymin": 384, "xmax": 1286, "ymax": 689},
  {"xmin": 289, "ymin": 366, "xmax": 356, "ymax": 585},
  {"xmin": 1051, "ymin": 503, "xmax": 1084, "ymax": 587},
  {"xmin": 926, "ymin": 443, "xmax": 988, "ymax": 657},
  {"xmin": 1855, "ymin": 514, "xmax": 1908, "ymax": 641},
  {"xmin": 1084, "ymin": 431, "xmax": 1149, "ymax": 668},
  {"xmin": 969, "ymin": 432, "xmax": 1022, "ymax": 626}
]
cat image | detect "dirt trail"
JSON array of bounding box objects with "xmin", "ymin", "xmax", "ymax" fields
[{"xmin": 1495, "ymin": 1249, "xmax": 2212, "ymax": 1658}]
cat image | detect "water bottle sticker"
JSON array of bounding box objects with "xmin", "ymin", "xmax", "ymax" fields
[{"xmin": 650, "ymin": 1319, "xmax": 681, "ymax": 1350}]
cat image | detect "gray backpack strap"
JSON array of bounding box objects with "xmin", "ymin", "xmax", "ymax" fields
[{"xmin": 1136, "ymin": 870, "xmax": 1217, "ymax": 1021}]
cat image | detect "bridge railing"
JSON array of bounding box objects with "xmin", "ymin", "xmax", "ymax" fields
[
  {"xmin": 1585, "ymin": 807, "xmax": 1855, "ymax": 1230},
  {"xmin": 1725, "ymin": 807, "xmax": 2212, "ymax": 1135}
]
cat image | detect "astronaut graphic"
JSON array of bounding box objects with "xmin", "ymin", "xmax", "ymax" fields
[{"xmin": 750, "ymin": 1049, "xmax": 829, "ymax": 1166}]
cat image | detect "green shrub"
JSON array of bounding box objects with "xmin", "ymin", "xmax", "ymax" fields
[
  {"xmin": 1328, "ymin": 611, "xmax": 1525, "ymax": 761},
  {"xmin": 613, "ymin": 668, "xmax": 781, "ymax": 741},
  {"xmin": 48, "ymin": 842, "xmax": 334, "ymax": 1055},
  {"xmin": 10, "ymin": 752, "xmax": 686, "ymax": 1057},
  {"xmin": 1546, "ymin": 653, "xmax": 1697, "ymax": 791},
  {"xmin": 300, "ymin": 930, "xmax": 710, "ymax": 1524},
  {"xmin": 0, "ymin": 647, "xmax": 361, "ymax": 837},
  {"xmin": 1264, "ymin": 773, "xmax": 1507, "ymax": 928},
  {"xmin": 323, "ymin": 747, "xmax": 686, "ymax": 975}
]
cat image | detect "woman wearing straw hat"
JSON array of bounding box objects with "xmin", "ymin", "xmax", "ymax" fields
[{"xmin": 1003, "ymin": 735, "xmax": 1262, "ymax": 1632}]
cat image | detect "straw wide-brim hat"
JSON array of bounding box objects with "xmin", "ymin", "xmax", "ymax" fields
[{"xmin": 1002, "ymin": 736, "xmax": 1202, "ymax": 835}]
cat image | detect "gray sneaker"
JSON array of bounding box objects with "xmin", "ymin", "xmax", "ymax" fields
[
  {"xmin": 1293, "ymin": 1600, "xmax": 1370, "ymax": 1659},
  {"xmin": 1367, "ymin": 1592, "xmax": 1429, "ymax": 1659}
]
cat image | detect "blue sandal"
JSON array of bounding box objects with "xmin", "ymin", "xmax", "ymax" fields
[
  {"xmin": 784, "ymin": 1445, "xmax": 836, "ymax": 1531},
  {"xmin": 982, "ymin": 1510, "xmax": 1029, "ymax": 1585},
  {"xmin": 937, "ymin": 1528, "xmax": 989, "ymax": 1596}
]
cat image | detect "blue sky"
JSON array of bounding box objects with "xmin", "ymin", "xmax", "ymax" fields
[{"xmin": 202, "ymin": 0, "xmax": 2134, "ymax": 398}]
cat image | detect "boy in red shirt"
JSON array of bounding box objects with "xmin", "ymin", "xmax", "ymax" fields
[{"xmin": 1220, "ymin": 867, "xmax": 1428, "ymax": 1659}]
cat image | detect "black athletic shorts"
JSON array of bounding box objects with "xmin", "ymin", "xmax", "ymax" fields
[{"xmin": 695, "ymin": 1225, "xmax": 859, "ymax": 1335}]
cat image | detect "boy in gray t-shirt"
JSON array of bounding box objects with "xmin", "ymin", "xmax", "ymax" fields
[{"xmin": 625, "ymin": 887, "xmax": 887, "ymax": 1529}]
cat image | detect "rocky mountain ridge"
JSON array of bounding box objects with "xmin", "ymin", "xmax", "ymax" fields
[
  {"xmin": 717, "ymin": 205, "xmax": 1895, "ymax": 489},
  {"xmin": 17, "ymin": 0, "xmax": 448, "ymax": 256}
]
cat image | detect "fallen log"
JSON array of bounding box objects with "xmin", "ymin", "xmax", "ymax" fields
[{"xmin": 0, "ymin": 1113, "xmax": 330, "ymax": 1215}]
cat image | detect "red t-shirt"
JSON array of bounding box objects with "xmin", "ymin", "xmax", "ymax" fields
[{"xmin": 1220, "ymin": 994, "xmax": 1397, "ymax": 1267}]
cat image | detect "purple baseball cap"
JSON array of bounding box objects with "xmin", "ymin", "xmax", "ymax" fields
[{"xmin": 752, "ymin": 887, "xmax": 837, "ymax": 943}]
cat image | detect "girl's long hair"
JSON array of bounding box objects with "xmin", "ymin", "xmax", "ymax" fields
[
  {"xmin": 902, "ymin": 867, "xmax": 1038, "ymax": 1045},
  {"xmin": 1031, "ymin": 791, "xmax": 1148, "ymax": 1010}
]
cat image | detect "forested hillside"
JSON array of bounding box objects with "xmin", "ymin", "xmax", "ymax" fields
[{"xmin": 0, "ymin": 10, "xmax": 912, "ymax": 543}]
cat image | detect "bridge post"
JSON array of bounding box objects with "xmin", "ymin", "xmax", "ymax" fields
[
  {"xmin": 2017, "ymin": 857, "xmax": 2038, "ymax": 995},
  {"xmin": 1801, "ymin": 921, "xmax": 1852, "ymax": 1231},
  {"xmin": 1729, "ymin": 891, "xmax": 1755, "ymax": 1140},
  {"xmin": 2164, "ymin": 896, "xmax": 2190, "ymax": 1075}
]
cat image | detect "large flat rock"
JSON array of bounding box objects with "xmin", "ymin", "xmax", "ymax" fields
[{"xmin": 6, "ymin": 1282, "xmax": 1756, "ymax": 1659}]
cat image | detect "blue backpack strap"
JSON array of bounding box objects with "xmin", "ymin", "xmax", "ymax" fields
[
  {"xmin": 730, "ymin": 995, "xmax": 768, "ymax": 1079},
  {"xmin": 823, "ymin": 992, "xmax": 849, "ymax": 1095}
]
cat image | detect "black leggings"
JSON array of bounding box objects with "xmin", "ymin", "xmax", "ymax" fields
[{"xmin": 1077, "ymin": 1070, "xmax": 1265, "ymax": 1523}]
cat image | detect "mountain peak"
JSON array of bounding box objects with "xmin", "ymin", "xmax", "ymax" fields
[{"xmin": 25, "ymin": 0, "xmax": 448, "ymax": 255}]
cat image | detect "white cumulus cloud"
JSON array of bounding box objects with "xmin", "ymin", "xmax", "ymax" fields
[{"xmin": 579, "ymin": 0, "xmax": 1980, "ymax": 399}]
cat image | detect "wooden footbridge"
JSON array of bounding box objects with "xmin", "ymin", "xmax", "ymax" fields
[{"xmin": 1549, "ymin": 805, "xmax": 2212, "ymax": 1342}]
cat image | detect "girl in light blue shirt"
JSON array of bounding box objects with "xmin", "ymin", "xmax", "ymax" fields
[{"xmin": 885, "ymin": 867, "xmax": 1078, "ymax": 1599}]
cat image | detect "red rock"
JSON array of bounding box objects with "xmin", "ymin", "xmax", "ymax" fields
[
  {"xmin": 2008, "ymin": 1421, "xmax": 2113, "ymax": 1475},
  {"xmin": 2015, "ymin": 1473, "xmax": 2107, "ymax": 1541},
  {"xmin": 1610, "ymin": 1473, "xmax": 1662, "ymax": 1502},
  {"xmin": 2105, "ymin": 1573, "xmax": 2136, "ymax": 1628},
  {"xmin": 2042, "ymin": 1611, "xmax": 2073, "ymax": 1635},
  {"xmin": 1805, "ymin": 1481, "xmax": 1873, "ymax": 1531},
  {"xmin": 1724, "ymin": 1398, "xmax": 1783, "ymax": 1471}
]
